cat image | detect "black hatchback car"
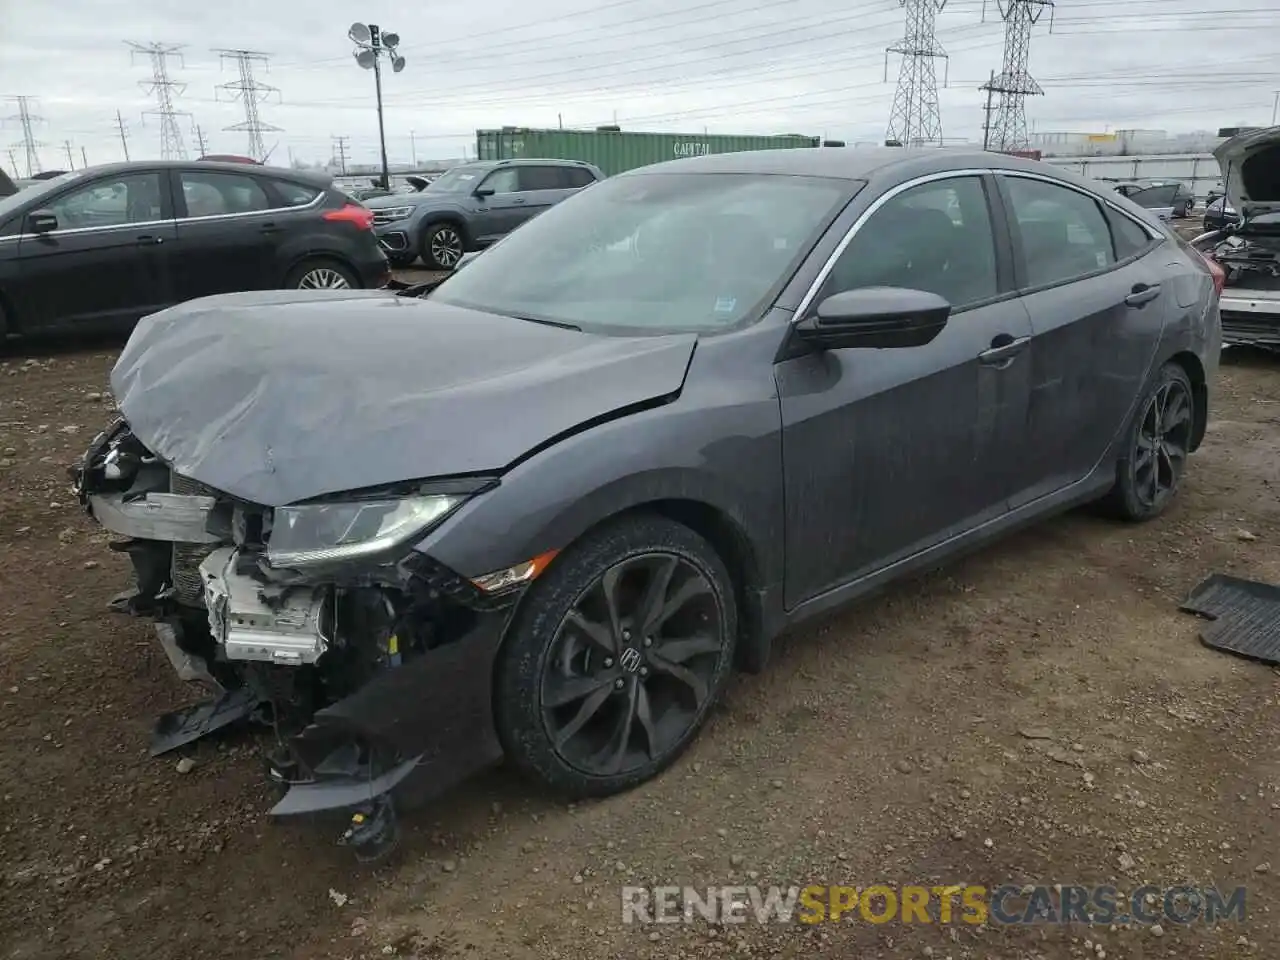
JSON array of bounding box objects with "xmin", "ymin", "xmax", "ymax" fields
[{"xmin": 0, "ymin": 161, "xmax": 389, "ymax": 338}]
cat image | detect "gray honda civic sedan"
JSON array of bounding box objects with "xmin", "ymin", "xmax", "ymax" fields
[{"xmin": 74, "ymin": 146, "xmax": 1221, "ymax": 858}]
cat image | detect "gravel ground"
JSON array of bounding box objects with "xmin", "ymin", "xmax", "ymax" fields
[{"xmin": 2, "ymin": 254, "xmax": 1277, "ymax": 960}]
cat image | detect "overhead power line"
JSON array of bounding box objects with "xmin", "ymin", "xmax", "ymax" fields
[
  {"xmin": 213, "ymin": 49, "xmax": 282, "ymax": 162},
  {"xmin": 128, "ymin": 41, "xmax": 192, "ymax": 160}
]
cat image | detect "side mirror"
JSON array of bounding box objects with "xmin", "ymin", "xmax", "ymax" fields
[
  {"xmin": 795, "ymin": 286, "xmax": 951, "ymax": 350},
  {"xmin": 473, "ymin": 186, "xmax": 495, "ymax": 198},
  {"xmin": 27, "ymin": 209, "xmax": 58, "ymax": 234}
]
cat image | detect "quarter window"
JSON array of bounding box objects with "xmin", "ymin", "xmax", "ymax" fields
[
  {"xmin": 272, "ymin": 180, "xmax": 321, "ymax": 206},
  {"xmin": 178, "ymin": 171, "xmax": 271, "ymax": 217},
  {"xmin": 822, "ymin": 176, "xmax": 999, "ymax": 310},
  {"xmin": 45, "ymin": 173, "xmax": 164, "ymax": 229},
  {"xmin": 1105, "ymin": 206, "xmax": 1154, "ymax": 260},
  {"xmin": 562, "ymin": 167, "xmax": 597, "ymax": 188},
  {"xmin": 1003, "ymin": 176, "xmax": 1114, "ymax": 288}
]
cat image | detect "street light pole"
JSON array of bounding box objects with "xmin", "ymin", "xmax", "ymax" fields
[{"xmin": 348, "ymin": 21, "xmax": 406, "ymax": 193}]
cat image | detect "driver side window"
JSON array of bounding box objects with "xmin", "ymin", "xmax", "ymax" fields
[
  {"xmin": 821, "ymin": 176, "xmax": 999, "ymax": 311},
  {"xmin": 46, "ymin": 173, "xmax": 164, "ymax": 229},
  {"xmin": 480, "ymin": 168, "xmax": 520, "ymax": 194}
]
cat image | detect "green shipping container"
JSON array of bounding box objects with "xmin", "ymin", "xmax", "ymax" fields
[{"xmin": 475, "ymin": 127, "xmax": 822, "ymax": 177}]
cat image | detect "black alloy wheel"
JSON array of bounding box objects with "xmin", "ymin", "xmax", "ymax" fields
[
  {"xmin": 495, "ymin": 515, "xmax": 737, "ymax": 797},
  {"xmin": 1103, "ymin": 362, "xmax": 1195, "ymax": 521}
]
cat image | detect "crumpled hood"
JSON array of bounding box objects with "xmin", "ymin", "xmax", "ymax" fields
[
  {"xmin": 111, "ymin": 291, "xmax": 697, "ymax": 506},
  {"xmin": 1214, "ymin": 125, "xmax": 1280, "ymax": 217}
]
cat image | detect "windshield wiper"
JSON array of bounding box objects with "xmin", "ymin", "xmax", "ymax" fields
[{"xmin": 504, "ymin": 312, "xmax": 582, "ymax": 331}]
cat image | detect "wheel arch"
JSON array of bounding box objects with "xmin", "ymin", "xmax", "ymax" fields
[
  {"xmin": 419, "ymin": 214, "xmax": 471, "ymax": 250},
  {"xmin": 282, "ymin": 251, "xmax": 361, "ymax": 288},
  {"xmin": 499, "ymin": 497, "xmax": 770, "ymax": 679},
  {"xmin": 0, "ymin": 285, "xmax": 17, "ymax": 336},
  {"xmin": 1166, "ymin": 349, "xmax": 1208, "ymax": 451}
]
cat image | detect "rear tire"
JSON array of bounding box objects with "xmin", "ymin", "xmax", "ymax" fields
[
  {"xmin": 286, "ymin": 258, "xmax": 359, "ymax": 290},
  {"xmin": 1100, "ymin": 362, "xmax": 1195, "ymax": 521},
  {"xmin": 495, "ymin": 514, "xmax": 737, "ymax": 799},
  {"xmin": 421, "ymin": 222, "xmax": 465, "ymax": 271}
]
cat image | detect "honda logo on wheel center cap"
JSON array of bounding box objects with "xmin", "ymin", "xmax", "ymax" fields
[{"xmin": 619, "ymin": 648, "xmax": 642, "ymax": 673}]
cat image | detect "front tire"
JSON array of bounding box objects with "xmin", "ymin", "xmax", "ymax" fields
[
  {"xmin": 495, "ymin": 515, "xmax": 737, "ymax": 798},
  {"xmin": 286, "ymin": 258, "xmax": 358, "ymax": 290},
  {"xmin": 421, "ymin": 222, "xmax": 465, "ymax": 271},
  {"xmin": 1102, "ymin": 362, "xmax": 1195, "ymax": 521}
]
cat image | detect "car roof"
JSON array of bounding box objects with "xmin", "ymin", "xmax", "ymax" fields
[
  {"xmin": 65, "ymin": 160, "xmax": 334, "ymax": 188},
  {"xmin": 459, "ymin": 157, "xmax": 596, "ymax": 170},
  {"xmin": 621, "ymin": 146, "xmax": 1113, "ymax": 187}
]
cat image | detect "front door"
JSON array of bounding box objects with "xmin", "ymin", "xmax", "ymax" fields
[
  {"xmin": 996, "ymin": 174, "xmax": 1172, "ymax": 506},
  {"xmin": 470, "ymin": 167, "xmax": 528, "ymax": 244},
  {"xmin": 776, "ymin": 174, "xmax": 1033, "ymax": 607},
  {"xmin": 170, "ymin": 168, "xmax": 277, "ymax": 300},
  {"xmin": 14, "ymin": 170, "xmax": 174, "ymax": 330}
]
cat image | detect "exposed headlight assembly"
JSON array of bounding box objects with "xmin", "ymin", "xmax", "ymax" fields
[
  {"xmin": 266, "ymin": 494, "xmax": 464, "ymax": 568},
  {"xmin": 377, "ymin": 206, "xmax": 414, "ymax": 221}
]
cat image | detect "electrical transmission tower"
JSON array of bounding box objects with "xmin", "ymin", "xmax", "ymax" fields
[
  {"xmin": 214, "ymin": 49, "xmax": 282, "ymax": 162},
  {"xmin": 128, "ymin": 41, "xmax": 192, "ymax": 160},
  {"xmin": 979, "ymin": 0, "xmax": 1054, "ymax": 152},
  {"xmin": 194, "ymin": 124, "xmax": 209, "ymax": 156},
  {"xmin": 884, "ymin": 0, "xmax": 949, "ymax": 147},
  {"xmin": 5, "ymin": 96, "xmax": 45, "ymax": 176}
]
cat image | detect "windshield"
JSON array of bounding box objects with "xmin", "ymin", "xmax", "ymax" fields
[
  {"xmin": 0, "ymin": 169, "xmax": 85, "ymax": 222},
  {"xmin": 426, "ymin": 166, "xmax": 489, "ymax": 193},
  {"xmin": 430, "ymin": 172, "xmax": 854, "ymax": 334}
]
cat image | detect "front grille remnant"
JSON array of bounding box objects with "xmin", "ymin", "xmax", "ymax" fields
[{"xmin": 169, "ymin": 470, "xmax": 220, "ymax": 605}]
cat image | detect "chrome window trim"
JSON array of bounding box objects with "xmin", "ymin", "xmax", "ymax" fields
[
  {"xmin": 996, "ymin": 168, "xmax": 1161, "ymax": 241},
  {"xmin": 794, "ymin": 167, "xmax": 997, "ymax": 319},
  {"xmin": 174, "ymin": 176, "xmax": 326, "ymax": 222},
  {"xmin": 13, "ymin": 218, "xmax": 175, "ymax": 240}
]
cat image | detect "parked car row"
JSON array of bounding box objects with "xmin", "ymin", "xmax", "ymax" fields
[
  {"xmin": 0, "ymin": 160, "xmax": 389, "ymax": 338},
  {"xmin": 72, "ymin": 144, "xmax": 1223, "ymax": 859}
]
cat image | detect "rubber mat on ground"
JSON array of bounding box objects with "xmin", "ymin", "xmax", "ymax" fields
[{"xmin": 1180, "ymin": 573, "xmax": 1280, "ymax": 665}]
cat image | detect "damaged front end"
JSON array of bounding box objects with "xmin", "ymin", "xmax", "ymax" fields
[
  {"xmin": 1201, "ymin": 217, "xmax": 1280, "ymax": 349},
  {"xmin": 71, "ymin": 419, "xmax": 516, "ymax": 859}
]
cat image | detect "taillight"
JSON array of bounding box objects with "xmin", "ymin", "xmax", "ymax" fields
[
  {"xmin": 323, "ymin": 203, "xmax": 374, "ymax": 230},
  {"xmin": 1201, "ymin": 252, "xmax": 1226, "ymax": 297}
]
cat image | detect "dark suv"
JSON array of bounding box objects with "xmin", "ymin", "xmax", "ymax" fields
[{"xmin": 365, "ymin": 158, "xmax": 603, "ymax": 270}]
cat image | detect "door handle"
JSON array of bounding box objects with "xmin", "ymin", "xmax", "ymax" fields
[
  {"xmin": 260, "ymin": 222, "xmax": 280, "ymax": 234},
  {"xmin": 978, "ymin": 334, "xmax": 1030, "ymax": 368},
  {"xmin": 135, "ymin": 235, "xmax": 164, "ymax": 246},
  {"xmin": 511, "ymin": 197, "xmax": 526, "ymax": 205},
  {"xmin": 1125, "ymin": 282, "xmax": 1161, "ymax": 307}
]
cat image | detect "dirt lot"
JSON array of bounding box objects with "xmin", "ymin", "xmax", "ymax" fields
[{"xmin": 3, "ymin": 328, "xmax": 1278, "ymax": 959}]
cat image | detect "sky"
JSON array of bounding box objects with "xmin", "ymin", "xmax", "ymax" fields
[{"xmin": 1, "ymin": 0, "xmax": 1278, "ymax": 174}]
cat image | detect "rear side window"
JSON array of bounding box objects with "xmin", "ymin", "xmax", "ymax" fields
[
  {"xmin": 518, "ymin": 166, "xmax": 566, "ymax": 191},
  {"xmin": 1105, "ymin": 206, "xmax": 1154, "ymax": 260},
  {"xmin": 1003, "ymin": 176, "xmax": 1114, "ymax": 289},
  {"xmin": 179, "ymin": 171, "xmax": 271, "ymax": 217},
  {"xmin": 272, "ymin": 180, "xmax": 321, "ymax": 206},
  {"xmin": 561, "ymin": 167, "xmax": 597, "ymax": 188}
]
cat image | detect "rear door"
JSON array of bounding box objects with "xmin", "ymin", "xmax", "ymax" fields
[
  {"xmin": 170, "ymin": 168, "xmax": 277, "ymax": 300},
  {"xmin": 996, "ymin": 173, "xmax": 1170, "ymax": 507},
  {"xmin": 13, "ymin": 170, "xmax": 174, "ymax": 330},
  {"xmin": 513, "ymin": 165, "xmax": 574, "ymax": 224}
]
